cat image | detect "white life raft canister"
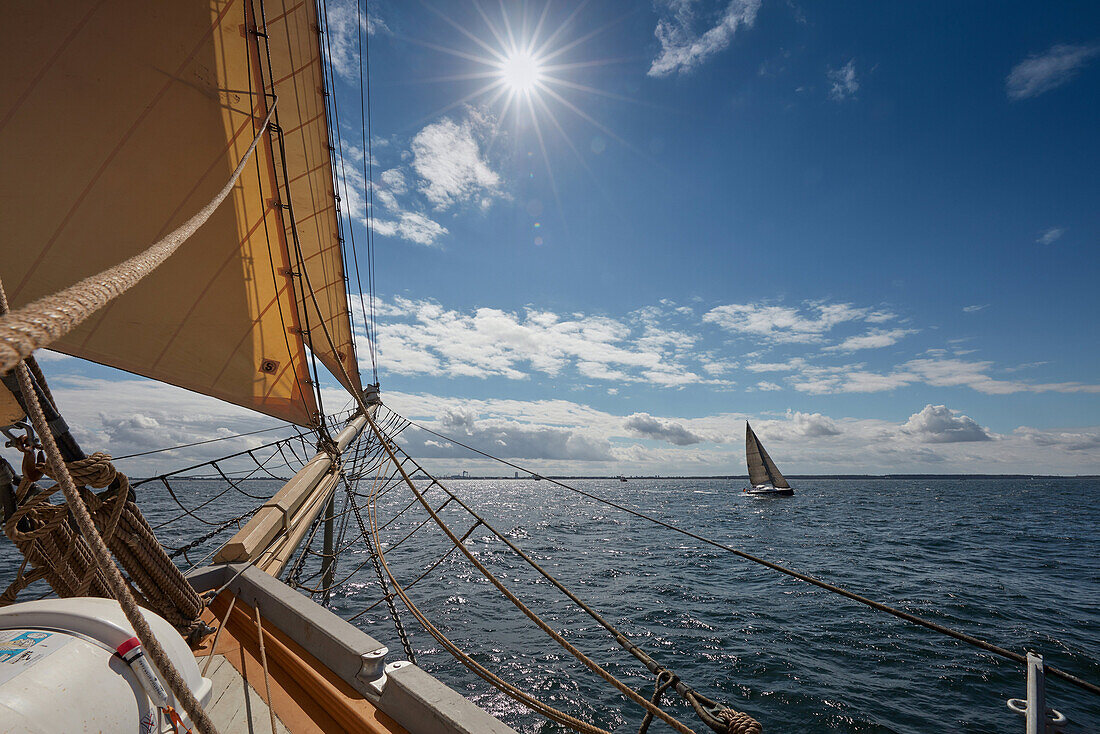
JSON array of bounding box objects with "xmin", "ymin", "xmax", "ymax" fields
[{"xmin": 0, "ymin": 597, "xmax": 212, "ymax": 733}]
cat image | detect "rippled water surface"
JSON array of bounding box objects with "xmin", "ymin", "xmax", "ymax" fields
[{"xmin": 4, "ymin": 477, "xmax": 1098, "ymax": 733}]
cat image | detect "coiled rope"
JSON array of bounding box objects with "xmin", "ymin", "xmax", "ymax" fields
[
  {"xmin": 3, "ymin": 451, "xmax": 204, "ymax": 636},
  {"xmin": 396, "ymin": 413, "xmax": 1100, "ymax": 700}
]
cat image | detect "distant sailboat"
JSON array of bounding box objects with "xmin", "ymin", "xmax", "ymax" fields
[{"xmin": 743, "ymin": 422, "xmax": 794, "ymax": 496}]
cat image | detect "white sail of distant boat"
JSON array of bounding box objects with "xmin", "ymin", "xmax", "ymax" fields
[{"xmin": 744, "ymin": 422, "xmax": 794, "ymax": 496}]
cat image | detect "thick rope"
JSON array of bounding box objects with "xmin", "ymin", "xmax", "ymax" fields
[
  {"xmin": 2, "ymin": 428, "xmax": 204, "ymax": 634},
  {"xmin": 0, "ymin": 103, "xmax": 276, "ymax": 373},
  {"xmin": 716, "ymin": 710, "xmax": 763, "ymax": 734},
  {"xmin": 71, "ymin": 456, "xmax": 204, "ymax": 635},
  {"xmin": 2, "ymin": 476, "xmax": 114, "ymax": 605}
]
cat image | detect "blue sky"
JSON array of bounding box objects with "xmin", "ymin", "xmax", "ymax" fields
[{"xmin": 44, "ymin": 1, "xmax": 1100, "ymax": 475}]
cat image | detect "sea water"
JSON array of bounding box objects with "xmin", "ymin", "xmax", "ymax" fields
[{"xmin": 2, "ymin": 477, "xmax": 1097, "ymax": 733}]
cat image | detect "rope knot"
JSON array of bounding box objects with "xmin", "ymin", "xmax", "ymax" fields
[
  {"xmin": 717, "ymin": 709, "xmax": 762, "ymax": 734},
  {"xmin": 60, "ymin": 452, "xmax": 118, "ymax": 488}
]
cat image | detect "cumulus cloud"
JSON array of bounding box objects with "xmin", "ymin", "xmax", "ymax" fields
[
  {"xmin": 1006, "ymin": 44, "xmax": 1100, "ymax": 100},
  {"xmin": 703, "ymin": 301, "xmax": 892, "ymax": 343},
  {"xmin": 1037, "ymin": 227, "xmax": 1065, "ymax": 245},
  {"xmin": 786, "ymin": 410, "xmax": 841, "ymax": 437},
  {"xmin": 623, "ymin": 413, "xmax": 705, "ymax": 446},
  {"xmin": 901, "ymin": 404, "xmax": 992, "ymax": 443},
  {"xmin": 827, "ymin": 59, "xmax": 859, "ymax": 101},
  {"xmin": 32, "ymin": 375, "xmax": 309, "ymax": 477},
  {"xmin": 648, "ymin": 0, "xmax": 761, "ymax": 77},
  {"xmin": 785, "ymin": 357, "xmax": 1100, "ymax": 396},
  {"xmin": 754, "ymin": 381, "xmax": 782, "ymax": 391},
  {"xmin": 905, "ymin": 358, "xmax": 1100, "ymax": 395},
  {"xmin": 338, "ymin": 109, "xmax": 501, "ymax": 247},
  {"xmin": 745, "ymin": 358, "xmax": 807, "ymax": 372},
  {"xmin": 411, "ymin": 112, "xmax": 503, "ymax": 211}
]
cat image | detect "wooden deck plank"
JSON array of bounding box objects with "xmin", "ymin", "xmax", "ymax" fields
[{"xmin": 198, "ymin": 652, "xmax": 292, "ymax": 734}]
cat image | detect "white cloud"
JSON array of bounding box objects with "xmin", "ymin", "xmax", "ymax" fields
[
  {"xmin": 962, "ymin": 304, "xmax": 988, "ymax": 313},
  {"xmin": 901, "ymin": 404, "xmax": 992, "ymax": 443},
  {"xmin": 336, "ymin": 110, "xmax": 500, "ymax": 247},
  {"xmin": 786, "ymin": 410, "xmax": 841, "ymax": 437},
  {"xmin": 825, "ymin": 328, "xmax": 916, "ymax": 352},
  {"xmin": 17, "ymin": 373, "xmax": 1099, "ymax": 477},
  {"xmin": 1037, "ymin": 227, "xmax": 1065, "ymax": 245},
  {"xmin": 369, "ymin": 212, "xmax": 448, "ymax": 247},
  {"xmin": 787, "ymin": 357, "xmax": 1100, "ymax": 396},
  {"xmin": 745, "ymin": 358, "xmax": 807, "ymax": 372},
  {"xmin": 1006, "ymin": 44, "xmax": 1100, "ymax": 100},
  {"xmin": 703, "ymin": 301, "xmax": 890, "ymax": 343},
  {"xmin": 367, "ymin": 297, "xmax": 711, "ymax": 388},
  {"xmin": 32, "ymin": 375, "xmax": 306, "ymax": 477},
  {"xmin": 407, "ymin": 415, "xmax": 614, "ymax": 462},
  {"xmin": 411, "ymin": 112, "xmax": 503, "ymax": 211},
  {"xmin": 648, "ymin": 0, "xmax": 761, "ymax": 77},
  {"xmin": 623, "ymin": 413, "xmax": 705, "ymax": 446},
  {"xmin": 828, "ymin": 59, "xmax": 859, "ymax": 101},
  {"xmin": 753, "ymin": 381, "xmax": 782, "ymax": 391},
  {"xmin": 905, "ymin": 358, "xmax": 1100, "ymax": 395},
  {"xmin": 1014, "ymin": 426, "xmax": 1100, "ymax": 452}
]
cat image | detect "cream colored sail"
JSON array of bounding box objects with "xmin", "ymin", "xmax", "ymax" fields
[{"xmin": 0, "ymin": 0, "xmax": 359, "ymax": 426}]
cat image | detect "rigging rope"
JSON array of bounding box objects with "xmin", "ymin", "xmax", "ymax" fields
[
  {"xmin": 0, "ymin": 104, "xmax": 277, "ymax": 374},
  {"xmin": 397, "ymin": 413, "xmax": 1100, "ymax": 700},
  {"xmin": 317, "ymin": 0, "xmax": 373, "ymax": 386},
  {"xmin": 357, "ymin": 0, "xmax": 379, "ymax": 383},
  {"xmin": 113, "ymin": 422, "xmax": 312, "ymax": 461}
]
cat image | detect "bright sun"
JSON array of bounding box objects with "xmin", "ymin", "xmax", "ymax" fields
[{"xmin": 500, "ymin": 51, "xmax": 542, "ymax": 93}]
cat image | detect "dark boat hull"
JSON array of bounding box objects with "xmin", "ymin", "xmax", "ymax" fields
[{"xmin": 743, "ymin": 486, "xmax": 794, "ymax": 496}]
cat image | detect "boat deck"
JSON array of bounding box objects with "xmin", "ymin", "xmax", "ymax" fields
[
  {"xmin": 198, "ymin": 653, "xmax": 291, "ymax": 734},
  {"xmin": 192, "ymin": 593, "xmax": 406, "ymax": 734}
]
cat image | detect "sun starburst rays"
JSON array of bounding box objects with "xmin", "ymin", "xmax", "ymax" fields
[
  {"xmin": 411, "ymin": 2, "xmax": 628, "ymax": 135},
  {"xmin": 403, "ymin": 2, "xmax": 640, "ymax": 237}
]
